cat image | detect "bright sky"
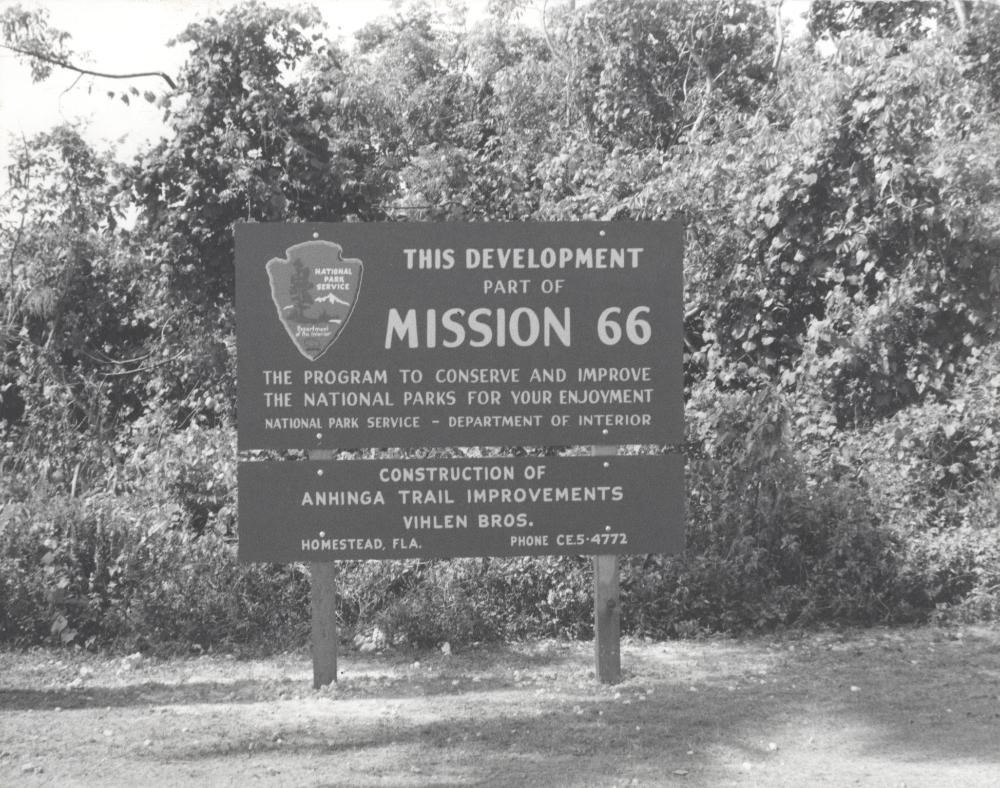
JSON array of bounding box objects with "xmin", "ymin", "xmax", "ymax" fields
[
  {"xmin": 0, "ymin": 0, "xmax": 444, "ymax": 168},
  {"xmin": 0, "ymin": 0, "xmax": 810, "ymax": 176}
]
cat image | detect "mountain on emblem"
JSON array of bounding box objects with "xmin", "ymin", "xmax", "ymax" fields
[{"xmin": 265, "ymin": 241, "xmax": 363, "ymax": 361}]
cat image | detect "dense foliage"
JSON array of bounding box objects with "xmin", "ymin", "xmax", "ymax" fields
[{"xmin": 2, "ymin": 0, "xmax": 998, "ymax": 652}]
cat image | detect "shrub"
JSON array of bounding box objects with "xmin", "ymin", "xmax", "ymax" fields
[
  {"xmin": 339, "ymin": 556, "xmax": 594, "ymax": 647},
  {"xmin": 4, "ymin": 371, "xmax": 997, "ymax": 654},
  {"xmin": 900, "ymin": 513, "xmax": 1000, "ymax": 622},
  {"xmin": 829, "ymin": 346, "xmax": 1000, "ymax": 617},
  {"xmin": 674, "ymin": 383, "xmax": 915, "ymax": 632},
  {"xmin": 0, "ymin": 492, "xmax": 309, "ymax": 652}
]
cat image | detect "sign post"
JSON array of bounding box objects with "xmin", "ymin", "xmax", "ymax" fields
[
  {"xmin": 310, "ymin": 561, "xmax": 338, "ymax": 688},
  {"xmin": 593, "ymin": 445, "xmax": 621, "ymax": 684},
  {"xmin": 235, "ymin": 221, "xmax": 685, "ymax": 689},
  {"xmin": 594, "ymin": 554, "xmax": 621, "ymax": 683},
  {"xmin": 308, "ymin": 450, "xmax": 338, "ymax": 687}
]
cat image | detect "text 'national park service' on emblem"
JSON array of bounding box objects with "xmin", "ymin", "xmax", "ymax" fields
[{"xmin": 265, "ymin": 241, "xmax": 363, "ymax": 361}]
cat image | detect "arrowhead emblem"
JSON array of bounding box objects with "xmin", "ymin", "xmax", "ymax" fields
[{"xmin": 265, "ymin": 240, "xmax": 363, "ymax": 361}]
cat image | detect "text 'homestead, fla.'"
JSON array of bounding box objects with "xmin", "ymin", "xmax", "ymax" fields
[{"xmin": 236, "ymin": 221, "xmax": 684, "ymax": 450}]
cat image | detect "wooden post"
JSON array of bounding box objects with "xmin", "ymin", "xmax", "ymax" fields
[
  {"xmin": 309, "ymin": 450, "xmax": 338, "ymax": 688},
  {"xmin": 310, "ymin": 561, "xmax": 338, "ymax": 688},
  {"xmin": 593, "ymin": 445, "xmax": 621, "ymax": 684}
]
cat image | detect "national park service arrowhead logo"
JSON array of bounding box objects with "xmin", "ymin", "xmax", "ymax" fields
[{"xmin": 265, "ymin": 240, "xmax": 363, "ymax": 361}]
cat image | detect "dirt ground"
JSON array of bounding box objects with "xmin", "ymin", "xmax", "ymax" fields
[{"xmin": 1, "ymin": 625, "xmax": 999, "ymax": 787}]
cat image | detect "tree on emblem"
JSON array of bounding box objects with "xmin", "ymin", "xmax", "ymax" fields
[{"xmin": 289, "ymin": 258, "xmax": 313, "ymax": 320}]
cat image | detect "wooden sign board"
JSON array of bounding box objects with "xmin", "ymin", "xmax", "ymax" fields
[
  {"xmin": 236, "ymin": 221, "xmax": 683, "ymax": 450},
  {"xmin": 237, "ymin": 454, "xmax": 684, "ymax": 562}
]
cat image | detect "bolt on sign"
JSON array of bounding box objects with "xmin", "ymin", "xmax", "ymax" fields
[
  {"xmin": 236, "ymin": 221, "xmax": 684, "ymax": 450},
  {"xmin": 237, "ymin": 454, "xmax": 685, "ymax": 562}
]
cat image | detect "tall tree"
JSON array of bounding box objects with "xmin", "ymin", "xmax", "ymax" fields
[
  {"xmin": 0, "ymin": 127, "xmax": 147, "ymax": 477},
  {"xmin": 130, "ymin": 1, "xmax": 393, "ymax": 313}
]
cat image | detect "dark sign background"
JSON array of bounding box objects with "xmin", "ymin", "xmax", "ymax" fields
[
  {"xmin": 236, "ymin": 222, "xmax": 683, "ymax": 450},
  {"xmin": 238, "ymin": 454, "xmax": 685, "ymax": 562}
]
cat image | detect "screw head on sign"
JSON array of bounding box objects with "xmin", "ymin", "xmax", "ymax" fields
[
  {"xmin": 317, "ymin": 468, "xmax": 324, "ymax": 476},
  {"xmin": 605, "ymin": 525, "xmax": 612, "ymax": 532},
  {"xmin": 316, "ymin": 432, "xmax": 323, "ymax": 440},
  {"xmin": 312, "ymin": 232, "xmax": 319, "ymax": 239},
  {"xmin": 319, "ymin": 531, "xmax": 326, "ymax": 538},
  {"xmin": 602, "ymin": 428, "xmax": 609, "ymax": 436},
  {"xmin": 603, "ymin": 461, "xmax": 610, "ymax": 468}
]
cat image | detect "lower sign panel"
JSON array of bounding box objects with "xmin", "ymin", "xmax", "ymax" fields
[{"xmin": 238, "ymin": 454, "xmax": 684, "ymax": 562}]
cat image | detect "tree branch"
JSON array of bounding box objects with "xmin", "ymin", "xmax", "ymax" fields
[
  {"xmin": 952, "ymin": 0, "xmax": 968, "ymax": 32},
  {"xmin": 540, "ymin": 0, "xmax": 569, "ymax": 66},
  {"xmin": 1, "ymin": 42, "xmax": 176, "ymax": 89},
  {"xmin": 771, "ymin": 0, "xmax": 785, "ymax": 83}
]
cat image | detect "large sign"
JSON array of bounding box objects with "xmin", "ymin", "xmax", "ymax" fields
[
  {"xmin": 236, "ymin": 222, "xmax": 683, "ymax": 450},
  {"xmin": 237, "ymin": 454, "xmax": 685, "ymax": 562}
]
